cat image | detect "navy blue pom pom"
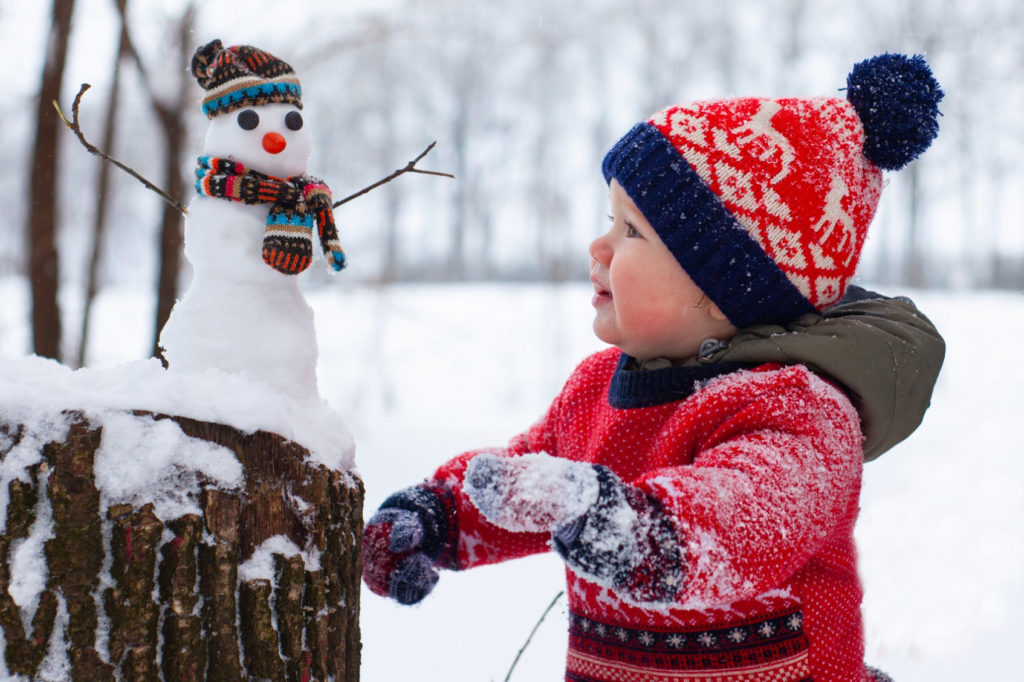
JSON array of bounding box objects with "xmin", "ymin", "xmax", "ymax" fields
[{"xmin": 846, "ymin": 53, "xmax": 943, "ymax": 171}]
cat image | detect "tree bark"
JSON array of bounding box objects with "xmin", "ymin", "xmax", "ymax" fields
[
  {"xmin": 27, "ymin": 0, "xmax": 77, "ymax": 360},
  {"xmin": 0, "ymin": 412, "xmax": 362, "ymax": 680}
]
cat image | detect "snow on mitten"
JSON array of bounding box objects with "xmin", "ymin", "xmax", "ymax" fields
[
  {"xmin": 552, "ymin": 466, "xmax": 684, "ymax": 604},
  {"xmin": 362, "ymin": 484, "xmax": 456, "ymax": 605},
  {"xmin": 466, "ymin": 452, "xmax": 684, "ymax": 605},
  {"xmin": 465, "ymin": 452, "xmax": 600, "ymax": 533}
]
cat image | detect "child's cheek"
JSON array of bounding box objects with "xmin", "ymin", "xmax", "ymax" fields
[{"xmin": 611, "ymin": 261, "xmax": 643, "ymax": 302}]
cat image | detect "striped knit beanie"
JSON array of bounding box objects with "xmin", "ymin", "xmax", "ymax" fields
[
  {"xmin": 602, "ymin": 54, "xmax": 943, "ymax": 327},
  {"xmin": 191, "ymin": 39, "xmax": 302, "ymax": 119}
]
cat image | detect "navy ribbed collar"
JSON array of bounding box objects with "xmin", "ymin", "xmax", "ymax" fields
[{"xmin": 608, "ymin": 352, "xmax": 750, "ymax": 409}]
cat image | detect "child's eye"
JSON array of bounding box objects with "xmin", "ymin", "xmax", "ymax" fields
[{"xmin": 625, "ymin": 222, "xmax": 641, "ymax": 238}]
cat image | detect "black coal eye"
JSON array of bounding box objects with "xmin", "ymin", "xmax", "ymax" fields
[
  {"xmin": 237, "ymin": 110, "xmax": 259, "ymax": 130},
  {"xmin": 285, "ymin": 111, "xmax": 303, "ymax": 131}
]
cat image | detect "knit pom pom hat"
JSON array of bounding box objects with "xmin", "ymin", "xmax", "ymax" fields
[
  {"xmin": 192, "ymin": 39, "xmax": 302, "ymax": 119},
  {"xmin": 602, "ymin": 53, "xmax": 943, "ymax": 327}
]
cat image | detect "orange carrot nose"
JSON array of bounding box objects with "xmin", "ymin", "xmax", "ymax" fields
[{"xmin": 262, "ymin": 132, "xmax": 287, "ymax": 154}]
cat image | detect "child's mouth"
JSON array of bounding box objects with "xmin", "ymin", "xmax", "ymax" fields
[{"xmin": 591, "ymin": 277, "xmax": 612, "ymax": 305}]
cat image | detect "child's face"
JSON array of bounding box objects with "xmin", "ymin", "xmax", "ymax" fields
[{"xmin": 589, "ymin": 180, "xmax": 736, "ymax": 361}]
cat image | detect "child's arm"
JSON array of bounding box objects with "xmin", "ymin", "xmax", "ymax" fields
[
  {"xmin": 634, "ymin": 366, "xmax": 863, "ymax": 606},
  {"xmin": 467, "ymin": 452, "xmax": 685, "ymax": 604},
  {"xmin": 363, "ymin": 391, "xmax": 567, "ymax": 604},
  {"xmin": 465, "ymin": 365, "xmax": 862, "ymax": 609}
]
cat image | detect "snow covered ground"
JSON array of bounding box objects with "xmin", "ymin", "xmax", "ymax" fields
[{"xmin": 1, "ymin": 278, "xmax": 1021, "ymax": 680}]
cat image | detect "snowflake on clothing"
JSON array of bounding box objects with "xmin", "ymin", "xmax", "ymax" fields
[
  {"xmin": 697, "ymin": 632, "xmax": 716, "ymax": 648},
  {"xmin": 728, "ymin": 628, "xmax": 747, "ymax": 643}
]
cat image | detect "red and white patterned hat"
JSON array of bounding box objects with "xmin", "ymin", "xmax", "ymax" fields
[{"xmin": 603, "ymin": 54, "xmax": 943, "ymax": 326}]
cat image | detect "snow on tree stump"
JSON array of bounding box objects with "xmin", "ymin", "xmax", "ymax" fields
[{"xmin": 0, "ymin": 409, "xmax": 362, "ymax": 681}]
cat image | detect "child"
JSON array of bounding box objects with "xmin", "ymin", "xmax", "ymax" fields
[{"xmin": 363, "ymin": 54, "xmax": 944, "ymax": 681}]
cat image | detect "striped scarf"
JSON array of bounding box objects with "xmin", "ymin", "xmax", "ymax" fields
[{"xmin": 195, "ymin": 156, "xmax": 346, "ymax": 275}]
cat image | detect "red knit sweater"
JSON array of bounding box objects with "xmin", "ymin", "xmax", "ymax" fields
[{"xmin": 433, "ymin": 348, "xmax": 870, "ymax": 682}]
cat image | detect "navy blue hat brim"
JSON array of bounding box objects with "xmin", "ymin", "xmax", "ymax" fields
[{"xmin": 601, "ymin": 122, "xmax": 816, "ymax": 327}]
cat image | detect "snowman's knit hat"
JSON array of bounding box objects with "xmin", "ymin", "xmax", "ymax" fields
[
  {"xmin": 602, "ymin": 53, "xmax": 943, "ymax": 327},
  {"xmin": 192, "ymin": 39, "xmax": 302, "ymax": 119}
]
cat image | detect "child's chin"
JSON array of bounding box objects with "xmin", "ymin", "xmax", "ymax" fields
[{"xmin": 591, "ymin": 319, "xmax": 619, "ymax": 348}]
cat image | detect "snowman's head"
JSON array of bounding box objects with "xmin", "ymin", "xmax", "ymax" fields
[
  {"xmin": 203, "ymin": 102, "xmax": 313, "ymax": 179},
  {"xmin": 192, "ymin": 40, "xmax": 313, "ymax": 178}
]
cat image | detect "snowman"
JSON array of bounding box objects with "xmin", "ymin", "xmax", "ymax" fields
[{"xmin": 159, "ymin": 40, "xmax": 345, "ymax": 400}]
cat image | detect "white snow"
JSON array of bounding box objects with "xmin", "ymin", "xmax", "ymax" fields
[
  {"xmin": 239, "ymin": 534, "xmax": 322, "ymax": 583},
  {"xmin": 201, "ymin": 103, "xmax": 314, "ymax": 181},
  {"xmin": 93, "ymin": 412, "xmax": 243, "ymax": 520},
  {"xmin": 465, "ymin": 452, "xmax": 600, "ymax": 533},
  {"xmin": 35, "ymin": 596, "xmax": 70, "ymax": 681},
  {"xmin": 7, "ymin": 477, "xmax": 52, "ymax": 621},
  {"xmin": 0, "ymin": 355, "xmax": 354, "ymax": 471},
  {"xmin": 0, "ymin": 418, "xmax": 68, "ymax": 530},
  {"xmin": 1, "ymin": 281, "xmax": 1020, "ymax": 680}
]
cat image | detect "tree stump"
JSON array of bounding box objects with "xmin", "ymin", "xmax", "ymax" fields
[{"xmin": 0, "ymin": 410, "xmax": 362, "ymax": 681}]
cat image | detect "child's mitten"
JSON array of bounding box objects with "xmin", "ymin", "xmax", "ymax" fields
[
  {"xmin": 362, "ymin": 484, "xmax": 456, "ymax": 605},
  {"xmin": 465, "ymin": 452, "xmax": 600, "ymax": 532},
  {"xmin": 553, "ymin": 466, "xmax": 683, "ymax": 604},
  {"xmin": 466, "ymin": 453, "xmax": 684, "ymax": 604}
]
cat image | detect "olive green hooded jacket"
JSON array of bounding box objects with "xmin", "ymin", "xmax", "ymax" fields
[{"xmin": 692, "ymin": 286, "xmax": 944, "ymax": 461}]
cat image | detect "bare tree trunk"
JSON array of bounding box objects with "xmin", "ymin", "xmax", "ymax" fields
[
  {"xmin": 150, "ymin": 7, "xmax": 194, "ymax": 362},
  {"xmin": 27, "ymin": 0, "xmax": 76, "ymax": 360},
  {"xmin": 0, "ymin": 411, "xmax": 363, "ymax": 680},
  {"xmin": 378, "ymin": 72, "xmax": 402, "ymax": 284},
  {"xmin": 448, "ymin": 94, "xmax": 469, "ymax": 280},
  {"xmin": 778, "ymin": 0, "xmax": 809, "ymax": 92},
  {"xmin": 107, "ymin": 1, "xmax": 193, "ymax": 363},
  {"xmin": 380, "ymin": 183, "xmax": 402, "ymax": 283},
  {"xmin": 904, "ymin": 161, "xmax": 924, "ymax": 287},
  {"xmin": 78, "ymin": 0, "xmax": 130, "ymax": 369},
  {"xmin": 152, "ymin": 116, "xmax": 186, "ymax": 362}
]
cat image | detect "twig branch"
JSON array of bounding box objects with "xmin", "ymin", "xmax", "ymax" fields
[
  {"xmin": 503, "ymin": 590, "xmax": 564, "ymax": 682},
  {"xmin": 56, "ymin": 82, "xmax": 449, "ymax": 215},
  {"xmin": 54, "ymin": 83, "xmax": 188, "ymax": 215},
  {"xmin": 332, "ymin": 141, "xmax": 455, "ymax": 208}
]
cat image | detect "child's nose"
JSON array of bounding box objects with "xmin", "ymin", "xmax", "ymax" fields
[{"xmin": 589, "ymin": 232, "xmax": 611, "ymax": 266}]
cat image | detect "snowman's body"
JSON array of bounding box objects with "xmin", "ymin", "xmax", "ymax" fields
[{"xmin": 159, "ymin": 103, "xmax": 321, "ymax": 399}]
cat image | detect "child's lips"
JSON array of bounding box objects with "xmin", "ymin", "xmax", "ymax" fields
[{"xmin": 591, "ymin": 277, "xmax": 612, "ymax": 305}]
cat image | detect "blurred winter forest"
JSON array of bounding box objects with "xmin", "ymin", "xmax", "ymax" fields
[{"xmin": 2, "ymin": 0, "xmax": 1022, "ymax": 365}]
